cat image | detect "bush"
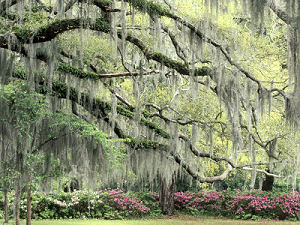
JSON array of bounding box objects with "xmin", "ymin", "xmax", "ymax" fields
[
  {"xmin": 11, "ymin": 190, "xmax": 152, "ymax": 220},
  {"xmin": 0, "ymin": 190, "xmax": 299, "ymax": 220},
  {"xmin": 174, "ymin": 190, "xmax": 300, "ymax": 220}
]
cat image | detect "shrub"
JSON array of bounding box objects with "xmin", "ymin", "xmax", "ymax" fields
[
  {"xmin": 174, "ymin": 190, "xmax": 300, "ymax": 220},
  {"xmin": 3, "ymin": 190, "xmax": 151, "ymax": 220},
  {"xmin": 0, "ymin": 190, "xmax": 298, "ymax": 220}
]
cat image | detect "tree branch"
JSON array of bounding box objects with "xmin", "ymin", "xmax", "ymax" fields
[
  {"xmin": 266, "ymin": 0, "xmax": 294, "ymax": 26},
  {"xmin": 125, "ymin": 0, "xmax": 288, "ymax": 98},
  {"xmin": 12, "ymin": 68, "xmax": 281, "ymax": 182},
  {"xmin": 160, "ymin": 22, "xmax": 189, "ymax": 67},
  {"xmin": 0, "ymin": 16, "xmax": 211, "ymax": 78},
  {"xmin": 242, "ymin": 167, "xmax": 281, "ymax": 178}
]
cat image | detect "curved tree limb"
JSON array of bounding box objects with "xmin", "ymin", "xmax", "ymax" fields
[
  {"xmin": 242, "ymin": 167, "xmax": 281, "ymax": 178},
  {"xmin": 266, "ymin": 0, "xmax": 294, "ymax": 26},
  {"xmin": 124, "ymin": 0, "xmax": 289, "ymax": 99},
  {"xmin": 0, "ymin": 0, "xmax": 285, "ymax": 182},
  {"xmin": 160, "ymin": 22, "xmax": 189, "ymax": 67},
  {"xmin": 11, "ymin": 67, "xmax": 281, "ymax": 181},
  {"xmin": 0, "ymin": 16, "xmax": 211, "ymax": 77},
  {"xmin": 0, "ymin": 0, "xmax": 293, "ymax": 97}
]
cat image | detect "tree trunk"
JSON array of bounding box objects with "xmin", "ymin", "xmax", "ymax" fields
[
  {"xmin": 1, "ymin": 133, "xmax": 9, "ymax": 223},
  {"xmin": 258, "ymin": 177, "xmax": 263, "ymax": 190},
  {"xmin": 292, "ymin": 151, "xmax": 300, "ymax": 191},
  {"xmin": 3, "ymin": 161, "xmax": 9, "ymax": 224},
  {"xmin": 249, "ymin": 136, "xmax": 257, "ymax": 190},
  {"xmin": 14, "ymin": 177, "xmax": 21, "ymax": 225},
  {"xmin": 26, "ymin": 176, "xmax": 32, "ymax": 225},
  {"xmin": 262, "ymin": 139, "xmax": 276, "ymax": 191},
  {"xmin": 159, "ymin": 173, "xmax": 176, "ymax": 215},
  {"xmin": 4, "ymin": 186, "xmax": 9, "ymax": 223},
  {"xmin": 14, "ymin": 148, "xmax": 23, "ymax": 225},
  {"xmin": 262, "ymin": 170, "xmax": 274, "ymax": 191}
]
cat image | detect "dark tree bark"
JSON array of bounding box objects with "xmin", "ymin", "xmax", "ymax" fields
[
  {"xmin": 3, "ymin": 184, "xmax": 9, "ymax": 223},
  {"xmin": 63, "ymin": 178, "xmax": 79, "ymax": 192},
  {"xmin": 14, "ymin": 147, "xmax": 23, "ymax": 225},
  {"xmin": 2, "ymin": 161, "xmax": 9, "ymax": 223},
  {"xmin": 14, "ymin": 177, "xmax": 21, "ymax": 225},
  {"xmin": 1, "ymin": 132, "xmax": 9, "ymax": 223},
  {"xmin": 26, "ymin": 174, "xmax": 32, "ymax": 225},
  {"xmin": 159, "ymin": 172, "xmax": 176, "ymax": 215},
  {"xmin": 262, "ymin": 170, "xmax": 274, "ymax": 191}
]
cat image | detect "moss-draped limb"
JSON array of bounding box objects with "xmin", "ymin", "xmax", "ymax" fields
[
  {"xmin": 13, "ymin": 17, "xmax": 110, "ymax": 43},
  {"xmin": 126, "ymin": 0, "xmax": 170, "ymax": 16},
  {"xmin": 13, "ymin": 69, "xmax": 232, "ymax": 182},
  {"xmin": 58, "ymin": 62, "xmax": 160, "ymax": 80},
  {"xmin": 266, "ymin": 0, "xmax": 294, "ymax": 26},
  {"xmin": 57, "ymin": 63, "xmax": 102, "ymax": 80},
  {"xmin": 13, "ymin": 67, "xmax": 219, "ymax": 181},
  {"xmin": 0, "ymin": 16, "xmax": 211, "ymax": 78},
  {"xmin": 13, "ymin": 66, "xmax": 170, "ymax": 139},
  {"xmin": 12, "ymin": 69, "xmax": 222, "ymax": 166},
  {"xmin": 48, "ymin": 71, "xmax": 267, "ymax": 177},
  {"xmin": 124, "ymin": 35, "xmax": 211, "ymax": 77},
  {"xmin": 124, "ymin": 0, "xmax": 281, "ymax": 93},
  {"xmin": 12, "ymin": 68, "xmax": 281, "ymax": 181}
]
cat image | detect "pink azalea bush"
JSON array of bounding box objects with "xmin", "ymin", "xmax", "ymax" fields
[
  {"xmin": 173, "ymin": 190, "xmax": 300, "ymax": 220},
  {"xmin": 174, "ymin": 190, "xmax": 224, "ymax": 212},
  {"xmin": 97, "ymin": 189, "xmax": 150, "ymax": 219},
  {"xmin": 225, "ymin": 191, "xmax": 300, "ymax": 220}
]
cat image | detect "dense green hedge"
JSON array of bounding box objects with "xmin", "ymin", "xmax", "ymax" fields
[{"xmin": 0, "ymin": 190, "xmax": 299, "ymax": 220}]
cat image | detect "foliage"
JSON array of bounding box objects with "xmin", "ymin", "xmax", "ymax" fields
[
  {"xmin": 50, "ymin": 112, "xmax": 108, "ymax": 143},
  {"xmin": 1, "ymin": 0, "xmax": 300, "ymax": 222},
  {"xmin": 0, "ymin": 190, "xmax": 299, "ymax": 221},
  {"xmin": 174, "ymin": 190, "xmax": 300, "ymax": 221},
  {"xmin": 0, "ymin": 80, "xmax": 48, "ymax": 133},
  {"xmin": 0, "ymin": 190, "xmax": 152, "ymax": 220}
]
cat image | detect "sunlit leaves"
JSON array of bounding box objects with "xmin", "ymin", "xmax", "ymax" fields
[{"xmin": 0, "ymin": 80, "xmax": 48, "ymax": 134}]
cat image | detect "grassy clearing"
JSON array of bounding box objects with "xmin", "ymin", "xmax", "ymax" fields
[{"xmin": 1, "ymin": 215, "xmax": 299, "ymax": 225}]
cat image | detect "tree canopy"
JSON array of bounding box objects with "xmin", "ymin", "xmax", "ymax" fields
[{"xmin": 0, "ymin": 0, "xmax": 300, "ymax": 221}]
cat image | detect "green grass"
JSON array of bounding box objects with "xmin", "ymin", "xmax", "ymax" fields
[{"xmin": 1, "ymin": 216, "xmax": 299, "ymax": 225}]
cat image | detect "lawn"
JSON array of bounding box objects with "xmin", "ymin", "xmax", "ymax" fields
[{"xmin": 2, "ymin": 215, "xmax": 299, "ymax": 225}]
